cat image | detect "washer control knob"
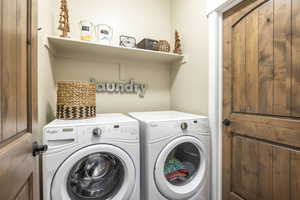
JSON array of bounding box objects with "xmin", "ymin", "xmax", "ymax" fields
[
  {"xmin": 181, "ymin": 122, "xmax": 188, "ymax": 130},
  {"xmin": 93, "ymin": 128, "xmax": 102, "ymax": 137}
]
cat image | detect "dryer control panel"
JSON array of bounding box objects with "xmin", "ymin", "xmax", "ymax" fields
[
  {"xmin": 145, "ymin": 118, "xmax": 210, "ymax": 143},
  {"xmin": 182, "ymin": 119, "xmax": 210, "ymax": 133}
]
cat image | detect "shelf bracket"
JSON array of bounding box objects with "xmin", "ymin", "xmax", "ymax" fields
[
  {"xmin": 44, "ymin": 36, "xmax": 57, "ymax": 56},
  {"xmin": 181, "ymin": 54, "xmax": 188, "ymax": 64}
]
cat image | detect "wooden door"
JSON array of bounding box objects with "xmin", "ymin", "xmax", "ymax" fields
[
  {"xmin": 223, "ymin": 0, "xmax": 300, "ymax": 199},
  {"xmin": 0, "ymin": 0, "xmax": 39, "ymax": 199}
]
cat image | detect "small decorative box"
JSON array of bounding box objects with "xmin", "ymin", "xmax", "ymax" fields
[{"xmin": 137, "ymin": 38, "xmax": 159, "ymax": 51}]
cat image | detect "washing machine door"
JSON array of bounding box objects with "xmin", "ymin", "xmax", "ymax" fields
[
  {"xmin": 154, "ymin": 136, "xmax": 208, "ymax": 200},
  {"xmin": 51, "ymin": 144, "xmax": 136, "ymax": 200}
]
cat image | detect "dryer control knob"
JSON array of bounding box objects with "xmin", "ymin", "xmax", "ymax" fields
[
  {"xmin": 93, "ymin": 128, "xmax": 102, "ymax": 137},
  {"xmin": 181, "ymin": 122, "xmax": 188, "ymax": 130}
]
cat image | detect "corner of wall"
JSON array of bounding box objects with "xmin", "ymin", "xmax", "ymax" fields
[
  {"xmin": 170, "ymin": 0, "xmax": 209, "ymax": 115},
  {"xmin": 37, "ymin": 0, "xmax": 57, "ymax": 141}
]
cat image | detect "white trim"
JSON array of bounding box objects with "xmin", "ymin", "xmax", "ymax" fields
[
  {"xmin": 207, "ymin": 0, "xmax": 244, "ymax": 16},
  {"xmin": 207, "ymin": 1, "xmax": 246, "ymax": 200}
]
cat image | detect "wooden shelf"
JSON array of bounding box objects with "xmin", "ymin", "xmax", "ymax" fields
[{"xmin": 46, "ymin": 36, "xmax": 185, "ymax": 64}]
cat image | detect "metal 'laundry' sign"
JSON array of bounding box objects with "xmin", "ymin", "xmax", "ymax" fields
[{"xmin": 90, "ymin": 78, "xmax": 148, "ymax": 98}]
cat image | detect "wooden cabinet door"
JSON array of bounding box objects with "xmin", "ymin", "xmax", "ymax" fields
[
  {"xmin": 223, "ymin": 0, "xmax": 300, "ymax": 199},
  {"xmin": 0, "ymin": 0, "xmax": 39, "ymax": 199}
]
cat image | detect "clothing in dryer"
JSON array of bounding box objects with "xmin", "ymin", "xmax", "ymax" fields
[{"xmin": 164, "ymin": 142, "xmax": 201, "ymax": 185}]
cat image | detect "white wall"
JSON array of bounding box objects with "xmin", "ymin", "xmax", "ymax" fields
[
  {"xmin": 207, "ymin": 0, "xmax": 229, "ymax": 13},
  {"xmin": 54, "ymin": 0, "xmax": 173, "ymax": 113},
  {"xmin": 38, "ymin": 0, "xmax": 174, "ymax": 133},
  {"xmin": 170, "ymin": 0, "xmax": 209, "ymax": 115},
  {"xmin": 54, "ymin": 57, "xmax": 171, "ymax": 114},
  {"xmin": 55, "ymin": 0, "xmax": 172, "ymax": 45},
  {"xmin": 38, "ymin": 0, "xmax": 57, "ymax": 140},
  {"xmin": 38, "ymin": 0, "xmax": 210, "ymax": 133}
]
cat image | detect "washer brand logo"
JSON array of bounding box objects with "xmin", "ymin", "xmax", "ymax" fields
[
  {"xmin": 90, "ymin": 78, "xmax": 148, "ymax": 98},
  {"xmin": 47, "ymin": 130, "xmax": 58, "ymax": 134},
  {"xmin": 150, "ymin": 124, "xmax": 158, "ymax": 128}
]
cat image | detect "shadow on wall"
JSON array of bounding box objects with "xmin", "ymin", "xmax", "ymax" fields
[
  {"xmin": 170, "ymin": 62, "xmax": 181, "ymax": 87},
  {"xmin": 46, "ymin": 102, "xmax": 56, "ymax": 123},
  {"xmin": 52, "ymin": 55, "xmax": 172, "ymax": 114},
  {"xmin": 46, "ymin": 52, "xmax": 57, "ymax": 123}
]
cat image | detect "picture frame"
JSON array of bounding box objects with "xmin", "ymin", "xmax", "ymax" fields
[{"xmin": 119, "ymin": 35, "xmax": 137, "ymax": 48}]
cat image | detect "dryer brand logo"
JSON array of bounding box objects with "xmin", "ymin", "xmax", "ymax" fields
[{"xmin": 90, "ymin": 78, "xmax": 148, "ymax": 98}]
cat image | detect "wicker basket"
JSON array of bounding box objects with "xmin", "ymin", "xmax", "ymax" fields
[
  {"xmin": 56, "ymin": 81, "xmax": 96, "ymax": 120},
  {"xmin": 158, "ymin": 40, "xmax": 171, "ymax": 52}
]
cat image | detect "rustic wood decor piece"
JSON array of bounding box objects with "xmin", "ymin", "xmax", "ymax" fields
[
  {"xmin": 56, "ymin": 81, "xmax": 96, "ymax": 120},
  {"xmin": 174, "ymin": 30, "xmax": 182, "ymax": 54},
  {"xmin": 58, "ymin": 0, "xmax": 70, "ymax": 37},
  {"xmin": 222, "ymin": 0, "xmax": 300, "ymax": 199},
  {"xmin": 158, "ymin": 40, "xmax": 171, "ymax": 52}
]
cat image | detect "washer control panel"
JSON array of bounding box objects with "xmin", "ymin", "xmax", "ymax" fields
[
  {"xmin": 92, "ymin": 127, "xmax": 102, "ymax": 137},
  {"xmin": 83, "ymin": 122, "xmax": 139, "ymax": 141},
  {"xmin": 180, "ymin": 122, "xmax": 188, "ymax": 130}
]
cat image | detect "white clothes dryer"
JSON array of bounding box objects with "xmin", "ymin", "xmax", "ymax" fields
[
  {"xmin": 42, "ymin": 114, "xmax": 140, "ymax": 200},
  {"xmin": 129, "ymin": 111, "xmax": 211, "ymax": 200}
]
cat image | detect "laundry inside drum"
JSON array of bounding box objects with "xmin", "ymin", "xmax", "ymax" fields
[{"xmin": 164, "ymin": 142, "xmax": 201, "ymax": 186}]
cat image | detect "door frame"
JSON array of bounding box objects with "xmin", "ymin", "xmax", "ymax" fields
[
  {"xmin": 29, "ymin": 0, "xmax": 39, "ymax": 198},
  {"xmin": 207, "ymin": 1, "xmax": 246, "ymax": 200}
]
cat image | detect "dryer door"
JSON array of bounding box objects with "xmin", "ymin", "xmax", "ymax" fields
[
  {"xmin": 154, "ymin": 136, "xmax": 208, "ymax": 200},
  {"xmin": 51, "ymin": 144, "xmax": 136, "ymax": 200}
]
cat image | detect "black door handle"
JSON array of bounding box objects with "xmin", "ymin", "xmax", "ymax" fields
[
  {"xmin": 32, "ymin": 142, "xmax": 48, "ymax": 157},
  {"xmin": 223, "ymin": 119, "xmax": 231, "ymax": 126}
]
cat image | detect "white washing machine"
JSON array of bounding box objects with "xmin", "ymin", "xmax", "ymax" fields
[
  {"xmin": 42, "ymin": 114, "xmax": 140, "ymax": 200},
  {"xmin": 129, "ymin": 111, "xmax": 211, "ymax": 200}
]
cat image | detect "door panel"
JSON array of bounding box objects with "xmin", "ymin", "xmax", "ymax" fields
[
  {"xmin": 291, "ymin": 152, "xmax": 300, "ymax": 200},
  {"xmin": 223, "ymin": 0, "xmax": 300, "ymax": 199},
  {"xmin": 245, "ymin": 10, "xmax": 259, "ymax": 113},
  {"xmin": 231, "ymin": 136, "xmax": 300, "ymax": 200},
  {"xmin": 17, "ymin": 0, "xmax": 28, "ymax": 132},
  {"xmin": 232, "ymin": 20, "xmax": 246, "ymax": 113},
  {"xmin": 2, "ymin": 0, "xmax": 18, "ymax": 140},
  {"xmin": 2, "ymin": 0, "xmax": 29, "ymax": 139},
  {"xmin": 0, "ymin": 0, "xmax": 38, "ymax": 199},
  {"xmin": 229, "ymin": 0, "xmax": 299, "ymax": 117},
  {"xmin": 258, "ymin": 0, "xmax": 274, "ymax": 114},
  {"xmin": 273, "ymin": 147, "xmax": 290, "ymax": 200},
  {"xmin": 274, "ymin": 0, "xmax": 292, "ymax": 116},
  {"xmin": 292, "ymin": 0, "xmax": 300, "ymax": 117},
  {"xmin": 0, "ymin": 134, "xmax": 34, "ymax": 200},
  {"xmin": 0, "ymin": 0, "xmax": 2, "ymax": 142},
  {"xmin": 230, "ymin": 113, "xmax": 300, "ymax": 147},
  {"xmin": 16, "ymin": 176, "xmax": 33, "ymax": 200},
  {"xmin": 232, "ymin": 136, "xmax": 273, "ymax": 200}
]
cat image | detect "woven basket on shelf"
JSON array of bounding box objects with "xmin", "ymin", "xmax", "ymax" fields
[{"xmin": 56, "ymin": 81, "xmax": 96, "ymax": 120}]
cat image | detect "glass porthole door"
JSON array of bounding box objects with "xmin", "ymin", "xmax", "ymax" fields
[
  {"xmin": 164, "ymin": 142, "xmax": 201, "ymax": 186},
  {"xmin": 51, "ymin": 144, "xmax": 136, "ymax": 200},
  {"xmin": 67, "ymin": 152, "xmax": 124, "ymax": 200},
  {"xmin": 155, "ymin": 136, "xmax": 208, "ymax": 200}
]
